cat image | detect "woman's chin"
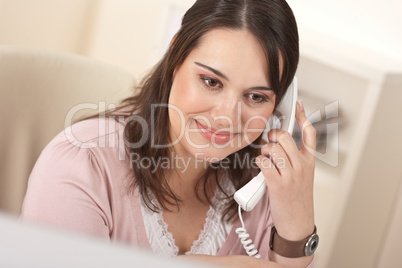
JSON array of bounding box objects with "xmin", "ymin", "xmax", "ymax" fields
[{"xmin": 191, "ymin": 148, "xmax": 235, "ymax": 164}]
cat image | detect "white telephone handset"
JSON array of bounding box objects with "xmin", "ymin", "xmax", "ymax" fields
[{"xmin": 233, "ymin": 77, "xmax": 298, "ymax": 258}]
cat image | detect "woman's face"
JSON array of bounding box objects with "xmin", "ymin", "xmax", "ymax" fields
[{"xmin": 168, "ymin": 28, "xmax": 276, "ymax": 162}]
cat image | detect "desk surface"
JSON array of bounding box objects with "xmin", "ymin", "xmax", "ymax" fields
[{"xmin": 0, "ymin": 212, "xmax": 212, "ymax": 268}]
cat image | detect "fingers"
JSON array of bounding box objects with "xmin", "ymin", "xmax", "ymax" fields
[
  {"xmin": 258, "ymin": 145, "xmax": 287, "ymax": 176},
  {"xmin": 255, "ymin": 154, "xmax": 276, "ymax": 175},
  {"xmin": 267, "ymin": 129, "xmax": 300, "ymax": 169},
  {"xmin": 296, "ymin": 100, "xmax": 316, "ymax": 159},
  {"xmin": 257, "ymin": 99, "xmax": 316, "ymax": 178}
]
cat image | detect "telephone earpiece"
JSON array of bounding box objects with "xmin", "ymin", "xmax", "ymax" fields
[{"xmin": 265, "ymin": 77, "xmax": 298, "ymax": 135}]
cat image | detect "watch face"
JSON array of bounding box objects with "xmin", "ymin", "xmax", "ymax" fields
[{"xmin": 305, "ymin": 234, "xmax": 319, "ymax": 256}]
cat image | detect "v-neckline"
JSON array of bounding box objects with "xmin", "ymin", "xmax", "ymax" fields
[{"xmin": 137, "ymin": 176, "xmax": 238, "ymax": 257}]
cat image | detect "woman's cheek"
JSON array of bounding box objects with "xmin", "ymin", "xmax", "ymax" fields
[
  {"xmin": 173, "ymin": 79, "xmax": 208, "ymax": 112},
  {"xmin": 242, "ymin": 113, "xmax": 268, "ymax": 142}
]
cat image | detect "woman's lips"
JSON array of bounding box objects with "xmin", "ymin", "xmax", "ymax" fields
[{"xmin": 194, "ymin": 120, "xmax": 237, "ymax": 144}]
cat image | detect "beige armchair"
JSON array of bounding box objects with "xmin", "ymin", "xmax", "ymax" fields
[{"xmin": 0, "ymin": 46, "xmax": 136, "ymax": 215}]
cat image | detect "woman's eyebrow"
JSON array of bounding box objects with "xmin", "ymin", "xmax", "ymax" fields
[
  {"xmin": 194, "ymin": 62, "xmax": 229, "ymax": 81},
  {"xmin": 249, "ymin": 86, "xmax": 274, "ymax": 92}
]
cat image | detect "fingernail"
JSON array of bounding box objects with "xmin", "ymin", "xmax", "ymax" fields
[{"xmin": 297, "ymin": 99, "xmax": 304, "ymax": 112}]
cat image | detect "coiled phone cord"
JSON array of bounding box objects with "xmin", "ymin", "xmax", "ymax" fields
[{"xmin": 235, "ymin": 205, "xmax": 261, "ymax": 258}]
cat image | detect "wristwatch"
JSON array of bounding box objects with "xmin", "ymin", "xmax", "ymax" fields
[{"xmin": 269, "ymin": 225, "xmax": 319, "ymax": 258}]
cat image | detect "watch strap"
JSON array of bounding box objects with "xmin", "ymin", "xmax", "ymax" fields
[{"xmin": 269, "ymin": 225, "xmax": 318, "ymax": 258}]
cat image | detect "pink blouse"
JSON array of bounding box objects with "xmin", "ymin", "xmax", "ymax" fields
[{"xmin": 21, "ymin": 115, "xmax": 314, "ymax": 266}]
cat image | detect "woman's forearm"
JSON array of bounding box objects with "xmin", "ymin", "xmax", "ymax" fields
[{"xmin": 269, "ymin": 250, "xmax": 314, "ymax": 268}]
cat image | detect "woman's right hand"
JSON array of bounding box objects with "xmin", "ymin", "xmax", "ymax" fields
[{"xmin": 177, "ymin": 255, "xmax": 286, "ymax": 268}]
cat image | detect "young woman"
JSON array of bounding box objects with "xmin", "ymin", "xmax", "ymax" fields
[{"xmin": 22, "ymin": 0, "xmax": 317, "ymax": 267}]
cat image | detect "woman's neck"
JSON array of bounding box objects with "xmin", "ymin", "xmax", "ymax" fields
[{"xmin": 164, "ymin": 151, "xmax": 217, "ymax": 203}]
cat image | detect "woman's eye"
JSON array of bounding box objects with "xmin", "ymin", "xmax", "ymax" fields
[
  {"xmin": 247, "ymin": 93, "xmax": 268, "ymax": 104},
  {"xmin": 200, "ymin": 76, "xmax": 222, "ymax": 89},
  {"xmin": 207, "ymin": 79, "xmax": 219, "ymax": 87}
]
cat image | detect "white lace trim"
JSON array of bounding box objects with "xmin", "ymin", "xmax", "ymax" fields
[
  {"xmin": 186, "ymin": 182, "xmax": 232, "ymax": 255},
  {"xmin": 157, "ymin": 207, "xmax": 180, "ymax": 256},
  {"xmin": 140, "ymin": 176, "xmax": 235, "ymax": 258}
]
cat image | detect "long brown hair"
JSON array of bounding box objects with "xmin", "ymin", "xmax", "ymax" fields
[{"xmin": 119, "ymin": 0, "xmax": 299, "ymax": 220}]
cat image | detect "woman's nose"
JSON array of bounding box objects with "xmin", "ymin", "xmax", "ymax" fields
[{"xmin": 210, "ymin": 95, "xmax": 241, "ymax": 128}]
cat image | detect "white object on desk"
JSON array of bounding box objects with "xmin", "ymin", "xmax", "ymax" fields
[{"xmin": 0, "ymin": 213, "xmax": 211, "ymax": 268}]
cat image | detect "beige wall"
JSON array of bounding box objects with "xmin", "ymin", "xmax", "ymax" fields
[
  {"xmin": 376, "ymin": 179, "xmax": 402, "ymax": 268},
  {"xmin": 0, "ymin": 0, "xmax": 195, "ymax": 80},
  {"xmin": 0, "ymin": 0, "xmax": 97, "ymax": 54},
  {"xmin": 84, "ymin": 0, "xmax": 195, "ymax": 80},
  {"xmin": 287, "ymin": 0, "xmax": 402, "ymax": 62}
]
